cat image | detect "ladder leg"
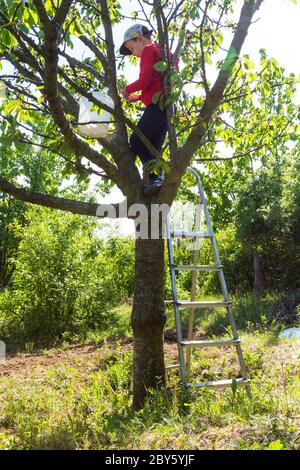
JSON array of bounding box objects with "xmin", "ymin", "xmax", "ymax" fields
[
  {"xmin": 228, "ymin": 306, "xmax": 252, "ymax": 397},
  {"xmin": 212, "ymin": 232, "xmax": 251, "ymax": 398},
  {"xmin": 186, "ymin": 212, "xmax": 201, "ymax": 375},
  {"xmin": 166, "ymin": 215, "xmax": 187, "ymax": 385},
  {"xmin": 216, "ymin": 270, "xmax": 251, "ymax": 397},
  {"xmin": 186, "ymin": 266, "xmax": 199, "ymax": 374},
  {"xmin": 186, "ymin": 306, "xmax": 195, "ymax": 375}
]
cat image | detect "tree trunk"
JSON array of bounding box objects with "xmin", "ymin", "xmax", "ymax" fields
[
  {"xmin": 131, "ymin": 237, "xmax": 166, "ymax": 410},
  {"xmin": 253, "ymin": 249, "xmax": 265, "ymax": 297}
]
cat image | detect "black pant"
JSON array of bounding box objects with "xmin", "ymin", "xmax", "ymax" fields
[{"xmin": 130, "ymin": 103, "xmax": 167, "ymax": 177}]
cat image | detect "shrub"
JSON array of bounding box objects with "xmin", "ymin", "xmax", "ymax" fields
[{"xmin": 0, "ymin": 207, "xmax": 135, "ymax": 347}]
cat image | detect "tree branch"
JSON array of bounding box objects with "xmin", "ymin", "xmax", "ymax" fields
[
  {"xmin": 32, "ymin": 0, "xmax": 125, "ymax": 189},
  {"xmin": 78, "ymin": 34, "xmax": 107, "ymax": 68},
  {"xmin": 54, "ymin": 0, "xmax": 74, "ymax": 25},
  {"xmin": 173, "ymin": 0, "xmax": 265, "ymax": 174},
  {"xmin": 0, "ymin": 176, "xmax": 130, "ymax": 218},
  {"xmin": 153, "ymin": 0, "xmax": 178, "ymax": 162},
  {"xmin": 199, "ymin": 0, "xmax": 212, "ymax": 96},
  {"xmin": 58, "ymin": 48, "xmax": 105, "ymax": 83},
  {"xmin": 18, "ymin": 137, "xmax": 108, "ymax": 179},
  {"xmin": 196, "ymin": 143, "xmax": 265, "ymax": 162},
  {"xmin": 98, "ymin": 0, "xmax": 128, "ymax": 140}
]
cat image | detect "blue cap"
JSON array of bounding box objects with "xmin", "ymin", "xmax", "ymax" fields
[{"xmin": 119, "ymin": 24, "xmax": 153, "ymax": 56}]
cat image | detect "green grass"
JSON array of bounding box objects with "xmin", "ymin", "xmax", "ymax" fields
[
  {"xmin": 165, "ymin": 291, "xmax": 285, "ymax": 336},
  {"xmin": 0, "ymin": 295, "xmax": 299, "ymax": 450}
]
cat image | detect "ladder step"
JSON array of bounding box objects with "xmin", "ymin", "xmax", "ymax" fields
[
  {"xmin": 165, "ymin": 300, "xmax": 232, "ymax": 308},
  {"xmin": 171, "ymin": 230, "xmax": 212, "ymax": 239},
  {"xmin": 185, "ymin": 378, "xmax": 249, "ymax": 389},
  {"xmin": 181, "ymin": 339, "xmax": 240, "ymax": 348},
  {"xmin": 173, "ymin": 264, "xmax": 223, "ymax": 271}
]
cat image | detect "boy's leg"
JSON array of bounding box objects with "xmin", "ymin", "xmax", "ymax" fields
[
  {"xmin": 130, "ymin": 103, "xmax": 170, "ymax": 196},
  {"xmin": 147, "ymin": 119, "xmax": 168, "ymax": 183},
  {"xmin": 129, "ymin": 104, "xmax": 167, "ymax": 168},
  {"xmin": 142, "ymin": 103, "xmax": 175, "ymax": 182}
]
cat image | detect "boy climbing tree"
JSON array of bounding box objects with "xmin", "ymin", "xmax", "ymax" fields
[{"xmin": 120, "ymin": 24, "xmax": 178, "ymax": 196}]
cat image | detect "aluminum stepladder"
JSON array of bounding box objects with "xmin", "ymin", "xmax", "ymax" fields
[{"xmin": 165, "ymin": 167, "xmax": 251, "ymax": 396}]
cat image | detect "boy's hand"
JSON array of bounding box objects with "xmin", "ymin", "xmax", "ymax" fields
[
  {"xmin": 128, "ymin": 94, "xmax": 140, "ymax": 103},
  {"xmin": 122, "ymin": 87, "xmax": 129, "ymax": 100},
  {"xmin": 121, "ymin": 87, "xmax": 140, "ymax": 103}
]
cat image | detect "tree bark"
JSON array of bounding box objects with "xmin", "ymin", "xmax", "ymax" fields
[{"xmin": 131, "ymin": 236, "xmax": 166, "ymax": 410}]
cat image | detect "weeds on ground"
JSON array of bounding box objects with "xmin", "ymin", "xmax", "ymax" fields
[
  {"xmin": 0, "ymin": 333, "xmax": 299, "ymax": 450},
  {"xmin": 0, "ymin": 294, "xmax": 299, "ymax": 450}
]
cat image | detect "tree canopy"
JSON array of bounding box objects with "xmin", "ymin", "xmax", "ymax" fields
[{"xmin": 0, "ymin": 0, "xmax": 269, "ymax": 214}]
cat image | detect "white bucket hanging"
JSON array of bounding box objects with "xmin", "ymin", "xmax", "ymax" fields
[{"xmin": 78, "ymin": 90, "xmax": 114, "ymax": 138}]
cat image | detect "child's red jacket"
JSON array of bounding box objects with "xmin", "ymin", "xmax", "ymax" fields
[{"xmin": 125, "ymin": 43, "xmax": 179, "ymax": 106}]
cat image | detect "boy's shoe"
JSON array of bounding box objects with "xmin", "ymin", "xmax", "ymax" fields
[{"xmin": 143, "ymin": 173, "xmax": 165, "ymax": 197}]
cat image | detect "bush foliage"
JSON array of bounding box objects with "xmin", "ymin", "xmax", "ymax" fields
[{"xmin": 0, "ymin": 207, "xmax": 134, "ymax": 347}]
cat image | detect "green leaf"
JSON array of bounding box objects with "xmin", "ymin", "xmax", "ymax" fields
[
  {"xmin": 153, "ymin": 61, "xmax": 168, "ymax": 72},
  {"xmin": 44, "ymin": 0, "xmax": 56, "ymax": 15},
  {"xmin": 27, "ymin": 9, "xmax": 39, "ymax": 27},
  {"xmin": 73, "ymin": 19, "xmax": 84, "ymax": 36},
  {"xmin": 4, "ymin": 99, "xmax": 21, "ymax": 115},
  {"xmin": 221, "ymin": 46, "xmax": 238, "ymax": 72},
  {"xmin": 59, "ymin": 141, "xmax": 75, "ymax": 158},
  {"xmin": 14, "ymin": 139, "xmax": 26, "ymax": 152},
  {"xmin": 168, "ymin": 69, "xmax": 179, "ymax": 85},
  {"xmin": 231, "ymin": 378, "xmax": 237, "ymax": 395},
  {"xmin": 261, "ymin": 81, "xmax": 272, "ymax": 96},
  {"xmin": 247, "ymin": 71, "xmax": 257, "ymax": 82},
  {"xmin": 206, "ymin": 54, "xmax": 212, "ymax": 65},
  {"xmin": 5, "ymin": 0, "xmax": 15, "ymax": 9},
  {"xmin": 244, "ymin": 57, "xmax": 255, "ymax": 70},
  {"xmin": 159, "ymin": 94, "xmax": 166, "ymax": 111},
  {"xmin": 18, "ymin": 108, "xmax": 32, "ymax": 124},
  {"xmin": 143, "ymin": 159, "xmax": 156, "ymax": 173},
  {"xmin": 7, "ymin": 0, "xmax": 23, "ymax": 20},
  {"xmin": 1, "ymin": 29, "xmax": 16, "ymax": 48},
  {"xmin": 76, "ymin": 172, "xmax": 90, "ymax": 185},
  {"xmin": 267, "ymin": 440, "xmax": 284, "ymax": 450},
  {"xmin": 61, "ymin": 162, "xmax": 74, "ymax": 177},
  {"xmin": 159, "ymin": 160, "xmax": 170, "ymax": 174},
  {"xmin": 152, "ymin": 91, "xmax": 162, "ymax": 105}
]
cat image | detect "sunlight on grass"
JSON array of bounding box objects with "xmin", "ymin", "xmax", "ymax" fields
[{"xmin": 0, "ymin": 295, "xmax": 299, "ymax": 450}]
